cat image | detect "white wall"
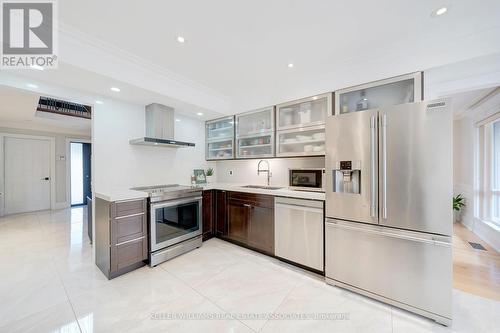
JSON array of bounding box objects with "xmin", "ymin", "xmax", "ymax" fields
[
  {"xmin": 92, "ymin": 100, "xmax": 209, "ymax": 191},
  {"xmin": 452, "ymin": 91, "xmax": 500, "ymax": 252},
  {"xmin": 453, "ymin": 117, "xmax": 475, "ymax": 227},
  {"xmin": 215, "ymin": 157, "xmax": 324, "ymax": 186},
  {"xmin": 0, "ymin": 127, "xmax": 90, "ymax": 209}
]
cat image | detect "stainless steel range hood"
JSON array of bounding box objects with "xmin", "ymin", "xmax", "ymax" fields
[{"xmin": 129, "ymin": 103, "xmax": 195, "ymax": 148}]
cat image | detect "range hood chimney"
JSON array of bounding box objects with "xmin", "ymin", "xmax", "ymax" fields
[{"xmin": 129, "ymin": 103, "xmax": 195, "ymax": 148}]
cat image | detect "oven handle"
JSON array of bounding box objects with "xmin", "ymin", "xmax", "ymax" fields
[{"xmin": 151, "ymin": 196, "xmax": 202, "ymax": 210}]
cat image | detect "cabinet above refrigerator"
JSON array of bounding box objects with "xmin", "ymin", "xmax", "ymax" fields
[{"xmin": 334, "ymin": 72, "xmax": 422, "ymax": 115}]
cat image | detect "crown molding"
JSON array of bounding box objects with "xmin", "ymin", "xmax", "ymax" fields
[{"xmin": 57, "ymin": 22, "xmax": 231, "ymax": 114}]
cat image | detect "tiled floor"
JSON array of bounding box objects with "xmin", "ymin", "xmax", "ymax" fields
[{"xmin": 0, "ymin": 207, "xmax": 499, "ymax": 332}]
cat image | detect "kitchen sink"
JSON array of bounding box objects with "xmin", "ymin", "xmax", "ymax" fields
[{"xmin": 242, "ymin": 185, "xmax": 283, "ymax": 190}]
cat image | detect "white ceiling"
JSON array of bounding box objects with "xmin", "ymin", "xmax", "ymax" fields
[
  {"xmin": 0, "ymin": 85, "xmax": 91, "ymax": 136},
  {"xmin": 1, "ymin": 0, "xmax": 499, "ymax": 120},
  {"xmin": 0, "ymin": 63, "xmax": 225, "ymax": 120},
  {"xmin": 55, "ymin": 0, "xmax": 500, "ymax": 111}
]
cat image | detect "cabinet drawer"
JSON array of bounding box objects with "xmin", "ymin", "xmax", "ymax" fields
[
  {"xmin": 227, "ymin": 192, "xmax": 274, "ymax": 208},
  {"xmin": 111, "ymin": 237, "xmax": 147, "ymax": 272},
  {"xmin": 111, "ymin": 213, "xmax": 147, "ymax": 245},
  {"xmin": 112, "ymin": 199, "xmax": 146, "ymax": 218}
]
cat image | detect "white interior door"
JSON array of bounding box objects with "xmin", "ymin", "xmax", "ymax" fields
[{"xmin": 4, "ymin": 137, "xmax": 51, "ymax": 215}]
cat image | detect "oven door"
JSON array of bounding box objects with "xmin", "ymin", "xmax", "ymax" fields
[
  {"xmin": 289, "ymin": 169, "xmax": 325, "ymax": 192},
  {"xmin": 150, "ymin": 196, "xmax": 202, "ymax": 252}
]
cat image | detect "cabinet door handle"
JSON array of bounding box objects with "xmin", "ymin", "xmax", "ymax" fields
[{"xmin": 243, "ymin": 203, "xmax": 252, "ymax": 208}]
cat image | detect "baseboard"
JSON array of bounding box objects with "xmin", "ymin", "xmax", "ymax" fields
[
  {"xmin": 470, "ymin": 218, "xmax": 500, "ymax": 253},
  {"xmin": 461, "ymin": 219, "xmax": 500, "ymax": 252}
]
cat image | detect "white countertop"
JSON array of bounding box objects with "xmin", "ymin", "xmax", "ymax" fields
[
  {"xmin": 95, "ymin": 188, "xmax": 148, "ymax": 202},
  {"xmin": 200, "ymin": 182, "xmax": 325, "ymax": 201},
  {"xmin": 95, "ymin": 183, "xmax": 325, "ymax": 202}
]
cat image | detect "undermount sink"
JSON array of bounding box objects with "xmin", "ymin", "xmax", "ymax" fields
[{"xmin": 242, "ymin": 185, "xmax": 283, "ymax": 190}]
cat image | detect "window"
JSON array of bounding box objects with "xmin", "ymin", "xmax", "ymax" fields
[
  {"xmin": 492, "ymin": 120, "xmax": 500, "ymax": 222},
  {"xmin": 478, "ymin": 116, "xmax": 500, "ymax": 226}
]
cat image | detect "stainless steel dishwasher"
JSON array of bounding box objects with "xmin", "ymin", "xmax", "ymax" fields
[{"xmin": 275, "ymin": 197, "xmax": 324, "ymax": 271}]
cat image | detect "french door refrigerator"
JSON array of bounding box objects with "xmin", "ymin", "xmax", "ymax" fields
[{"xmin": 325, "ymin": 100, "xmax": 453, "ymax": 326}]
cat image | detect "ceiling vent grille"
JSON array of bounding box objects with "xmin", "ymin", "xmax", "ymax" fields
[{"xmin": 37, "ymin": 96, "xmax": 92, "ymax": 119}]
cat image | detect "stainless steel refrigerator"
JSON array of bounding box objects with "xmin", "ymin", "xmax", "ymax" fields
[{"xmin": 325, "ymin": 100, "xmax": 453, "ymax": 326}]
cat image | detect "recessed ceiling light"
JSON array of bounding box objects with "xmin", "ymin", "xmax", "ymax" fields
[
  {"xmin": 197, "ymin": 112, "xmax": 203, "ymax": 116},
  {"xmin": 175, "ymin": 118, "xmax": 181, "ymax": 122},
  {"xmin": 432, "ymin": 7, "xmax": 448, "ymax": 17},
  {"xmin": 30, "ymin": 65, "xmax": 44, "ymax": 71},
  {"xmin": 288, "ymin": 63, "xmax": 294, "ymax": 68},
  {"xmin": 110, "ymin": 87, "xmax": 120, "ymax": 92},
  {"xmin": 95, "ymin": 100, "xmax": 104, "ymax": 105},
  {"xmin": 26, "ymin": 83, "xmax": 38, "ymax": 89},
  {"xmin": 312, "ymin": 96, "xmax": 318, "ymax": 100},
  {"xmin": 177, "ymin": 36, "xmax": 185, "ymax": 43}
]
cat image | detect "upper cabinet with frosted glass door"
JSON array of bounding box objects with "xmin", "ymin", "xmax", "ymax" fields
[
  {"xmin": 334, "ymin": 72, "xmax": 423, "ymax": 115},
  {"xmin": 276, "ymin": 93, "xmax": 331, "ymax": 157},
  {"xmin": 206, "ymin": 116, "xmax": 235, "ymax": 160},
  {"xmin": 236, "ymin": 107, "xmax": 275, "ymax": 158}
]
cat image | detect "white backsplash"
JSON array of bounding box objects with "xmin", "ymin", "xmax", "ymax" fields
[{"xmin": 214, "ymin": 157, "xmax": 325, "ymax": 186}]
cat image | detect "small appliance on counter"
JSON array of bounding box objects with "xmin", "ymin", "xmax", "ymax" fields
[
  {"xmin": 130, "ymin": 184, "xmax": 202, "ymax": 266},
  {"xmin": 288, "ymin": 168, "xmax": 325, "ymax": 192}
]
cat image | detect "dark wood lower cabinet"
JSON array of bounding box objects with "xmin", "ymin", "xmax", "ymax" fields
[
  {"xmin": 227, "ymin": 199, "xmax": 249, "ymax": 243},
  {"xmin": 226, "ymin": 192, "xmax": 274, "ymax": 255},
  {"xmin": 247, "ymin": 204, "xmax": 274, "ymax": 254},
  {"xmin": 202, "ymin": 190, "xmax": 214, "ymax": 241},
  {"xmin": 215, "ymin": 190, "xmax": 227, "ymax": 237}
]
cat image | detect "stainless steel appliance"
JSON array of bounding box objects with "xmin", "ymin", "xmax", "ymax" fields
[
  {"xmin": 130, "ymin": 184, "xmax": 202, "ymax": 266},
  {"xmin": 289, "ymin": 168, "xmax": 325, "ymax": 192},
  {"xmin": 325, "ymin": 100, "xmax": 453, "ymax": 326},
  {"xmin": 129, "ymin": 103, "xmax": 195, "ymax": 148},
  {"xmin": 275, "ymin": 197, "xmax": 324, "ymax": 271}
]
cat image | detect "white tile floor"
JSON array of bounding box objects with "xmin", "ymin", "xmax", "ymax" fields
[{"xmin": 0, "ymin": 207, "xmax": 499, "ymax": 332}]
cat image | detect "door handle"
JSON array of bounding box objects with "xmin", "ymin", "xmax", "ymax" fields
[
  {"xmin": 381, "ymin": 114, "xmax": 387, "ymax": 220},
  {"xmin": 370, "ymin": 115, "xmax": 377, "ymax": 218}
]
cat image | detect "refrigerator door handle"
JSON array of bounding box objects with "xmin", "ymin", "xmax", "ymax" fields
[
  {"xmin": 370, "ymin": 115, "xmax": 377, "ymax": 218},
  {"xmin": 381, "ymin": 113, "xmax": 388, "ymax": 220}
]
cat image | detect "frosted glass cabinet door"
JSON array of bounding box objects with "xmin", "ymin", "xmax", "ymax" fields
[
  {"xmin": 335, "ymin": 72, "xmax": 422, "ymax": 115},
  {"xmin": 277, "ymin": 125, "xmax": 326, "ymax": 157},
  {"xmin": 206, "ymin": 116, "xmax": 235, "ymax": 141},
  {"xmin": 206, "ymin": 139, "xmax": 234, "ymax": 160},
  {"xmin": 237, "ymin": 134, "xmax": 274, "ymax": 159},
  {"xmin": 206, "ymin": 116, "xmax": 234, "ymax": 160},
  {"xmin": 236, "ymin": 107, "xmax": 274, "ymax": 137},
  {"xmin": 276, "ymin": 93, "xmax": 332, "ymax": 130}
]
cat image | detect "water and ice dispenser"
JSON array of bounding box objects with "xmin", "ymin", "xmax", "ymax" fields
[{"xmin": 332, "ymin": 161, "xmax": 361, "ymax": 194}]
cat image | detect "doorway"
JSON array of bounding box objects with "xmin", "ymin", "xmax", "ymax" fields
[
  {"xmin": 70, "ymin": 142, "xmax": 91, "ymax": 206},
  {"xmin": 4, "ymin": 136, "xmax": 52, "ymax": 215}
]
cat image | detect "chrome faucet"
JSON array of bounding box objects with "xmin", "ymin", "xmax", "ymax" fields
[{"xmin": 257, "ymin": 160, "xmax": 271, "ymax": 186}]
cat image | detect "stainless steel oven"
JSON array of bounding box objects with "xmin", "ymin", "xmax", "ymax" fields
[
  {"xmin": 130, "ymin": 184, "xmax": 203, "ymax": 266},
  {"xmin": 150, "ymin": 196, "xmax": 202, "ymax": 252},
  {"xmin": 289, "ymin": 168, "xmax": 325, "ymax": 192}
]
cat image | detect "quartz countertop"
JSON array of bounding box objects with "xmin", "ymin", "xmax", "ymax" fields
[
  {"xmin": 200, "ymin": 182, "xmax": 325, "ymax": 201},
  {"xmin": 95, "ymin": 189, "xmax": 148, "ymax": 202},
  {"xmin": 95, "ymin": 182, "xmax": 325, "ymax": 202}
]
